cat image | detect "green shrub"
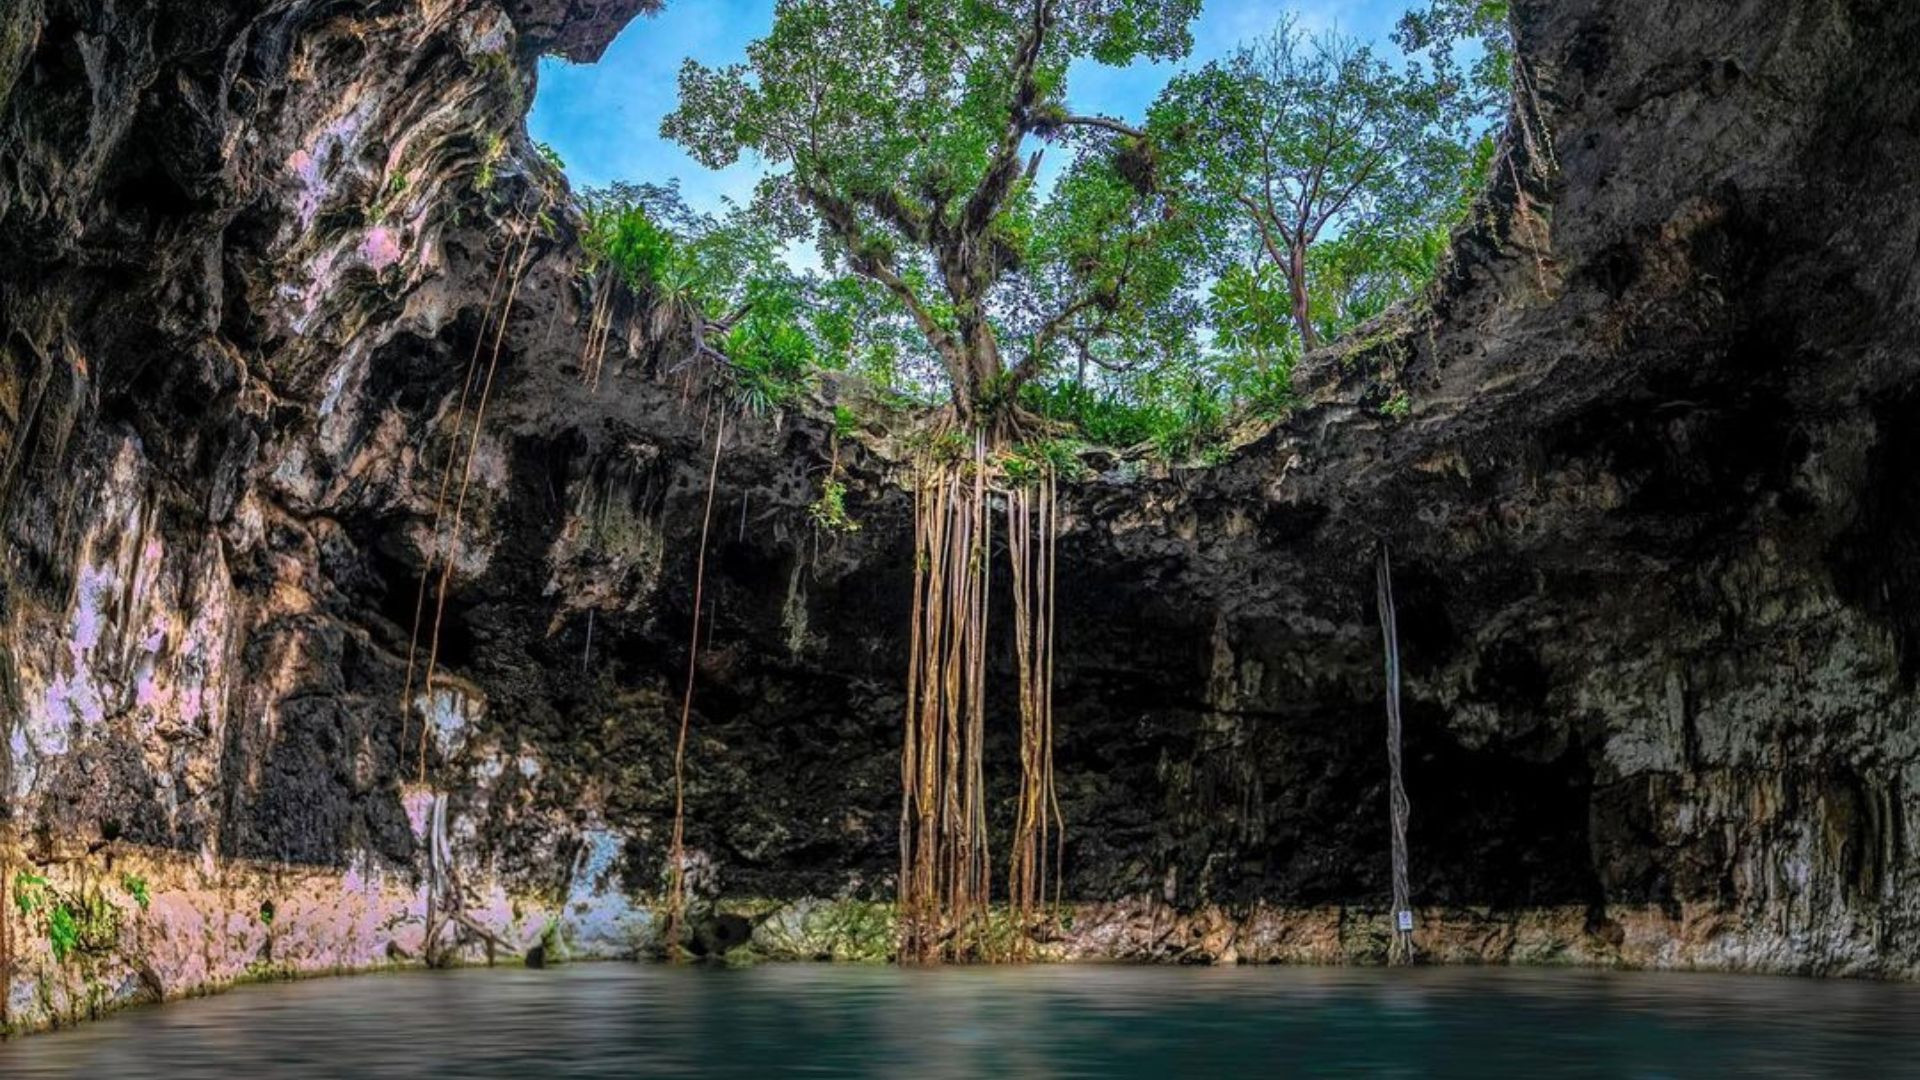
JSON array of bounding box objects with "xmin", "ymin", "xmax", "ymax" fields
[
  {"xmin": 47, "ymin": 904, "xmax": 79, "ymax": 962},
  {"xmin": 13, "ymin": 870, "xmax": 47, "ymax": 918},
  {"xmin": 832, "ymin": 404, "xmax": 859, "ymax": 438},
  {"xmin": 808, "ymin": 479, "xmax": 860, "ymax": 533},
  {"xmin": 12, "ymin": 875, "xmax": 121, "ymax": 963}
]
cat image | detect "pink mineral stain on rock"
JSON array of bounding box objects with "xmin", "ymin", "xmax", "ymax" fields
[
  {"xmin": 361, "ymin": 226, "xmax": 403, "ymax": 270},
  {"xmin": 135, "ymin": 672, "xmax": 161, "ymax": 709},
  {"xmin": 403, "ymin": 788, "xmax": 434, "ymax": 838},
  {"xmin": 71, "ymin": 565, "xmax": 113, "ymax": 655},
  {"xmin": 288, "ymin": 148, "xmax": 322, "ymax": 224}
]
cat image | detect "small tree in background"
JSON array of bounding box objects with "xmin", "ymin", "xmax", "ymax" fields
[{"xmin": 1158, "ymin": 16, "xmax": 1481, "ymax": 352}]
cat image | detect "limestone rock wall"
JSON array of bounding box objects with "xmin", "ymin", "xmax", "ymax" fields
[{"xmin": 0, "ymin": 0, "xmax": 670, "ymax": 1032}]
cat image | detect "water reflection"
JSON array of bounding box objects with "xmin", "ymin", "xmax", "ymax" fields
[{"xmin": 1, "ymin": 963, "xmax": 1916, "ymax": 1077}]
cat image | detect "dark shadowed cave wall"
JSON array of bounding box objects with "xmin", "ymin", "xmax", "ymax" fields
[{"xmin": 0, "ymin": 0, "xmax": 1917, "ymax": 1034}]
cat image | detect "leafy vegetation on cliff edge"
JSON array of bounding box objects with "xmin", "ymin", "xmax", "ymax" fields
[{"xmin": 575, "ymin": 0, "xmax": 1508, "ymax": 461}]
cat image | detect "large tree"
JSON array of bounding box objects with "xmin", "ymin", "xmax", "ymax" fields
[
  {"xmin": 663, "ymin": 0, "xmax": 1202, "ymax": 425},
  {"xmin": 1158, "ymin": 17, "xmax": 1477, "ymax": 351}
]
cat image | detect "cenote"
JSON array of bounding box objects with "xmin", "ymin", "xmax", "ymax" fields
[
  {"xmin": 5, "ymin": 965, "xmax": 1920, "ymax": 1077},
  {"xmin": 5, "ymin": 0, "xmax": 1920, "ymax": 1071}
]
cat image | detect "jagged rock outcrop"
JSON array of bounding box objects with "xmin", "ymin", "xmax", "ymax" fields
[{"xmin": 0, "ymin": 0, "xmax": 1915, "ymax": 1034}]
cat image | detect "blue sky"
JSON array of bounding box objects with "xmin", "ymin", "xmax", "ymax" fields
[{"xmin": 529, "ymin": 0, "xmax": 1413, "ymax": 215}]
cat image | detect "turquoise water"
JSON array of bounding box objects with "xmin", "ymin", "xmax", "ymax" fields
[{"xmin": 1, "ymin": 963, "xmax": 1916, "ymax": 1077}]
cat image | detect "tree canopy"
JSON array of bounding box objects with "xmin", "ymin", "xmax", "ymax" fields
[
  {"xmin": 663, "ymin": 0, "xmax": 1206, "ymax": 427},
  {"xmin": 588, "ymin": 0, "xmax": 1514, "ymax": 455},
  {"xmin": 1154, "ymin": 17, "xmax": 1481, "ymax": 351}
]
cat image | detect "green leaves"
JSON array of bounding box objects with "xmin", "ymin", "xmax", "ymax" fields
[
  {"xmin": 641, "ymin": 0, "xmax": 1493, "ymax": 447},
  {"xmin": 1394, "ymin": 0, "xmax": 1513, "ymax": 128},
  {"xmin": 121, "ymin": 872, "xmax": 151, "ymax": 911},
  {"xmin": 1154, "ymin": 14, "xmax": 1487, "ymax": 351},
  {"xmin": 13, "ymin": 870, "xmax": 46, "ymax": 917},
  {"xmin": 12, "ymin": 871, "xmax": 123, "ymax": 964},
  {"xmin": 663, "ymin": 0, "xmax": 1205, "ymax": 411},
  {"xmin": 808, "ymin": 478, "xmax": 861, "ymax": 532},
  {"xmin": 47, "ymin": 904, "xmax": 79, "ymax": 962},
  {"xmin": 582, "ymin": 198, "xmax": 678, "ymax": 293},
  {"xmin": 1207, "ymin": 260, "xmax": 1295, "ymax": 361},
  {"xmin": 725, "ymin": 291, "xmax": 818, "ymax": 414},
  {"xmin": 580, "ymin": 182, "xmax": 941, "ymax": 409}
]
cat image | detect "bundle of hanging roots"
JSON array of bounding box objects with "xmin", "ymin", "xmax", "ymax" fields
[{"xmin": 899, "ymin": 418, "xmax": 1062, "ymax": 963}]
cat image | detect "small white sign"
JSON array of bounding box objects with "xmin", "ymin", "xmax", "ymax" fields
[{"xmin": 1396, "ymin": 910, "xmax": 1414, "ymax": 932}]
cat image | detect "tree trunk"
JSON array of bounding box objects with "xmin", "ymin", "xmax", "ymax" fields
[
  {"xmin": 1289, "ymin": 241, "xmax": 1317, "ymax": 352},
  {"xmin": 949, "ymin": 307, "xmax": 1006, "ymax": 421}
]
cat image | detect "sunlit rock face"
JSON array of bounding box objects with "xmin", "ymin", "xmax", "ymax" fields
[{"xmin": 0, "ymin": 0, "xmax": 1917, "ymax": 1035}]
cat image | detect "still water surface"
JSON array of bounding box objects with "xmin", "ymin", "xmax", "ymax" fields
[{"xmin": 0, "ymin": 962, "xmax": 1916, "ymax": 1077}]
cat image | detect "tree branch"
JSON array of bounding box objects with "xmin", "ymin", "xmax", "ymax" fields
[
  {"xmin": 1023, "ymin": 291, "xmax": 1105, "ymax": 381},
  {"xmin": 963, "ymin": 0, "xmax": 1052, "ymax": 236},
  {"xmin": 1308, "ymin": 145, "xmax": 1386, "ymax": 241},
  {"xmin": 861, "ymin": 187, "xmax": 932, "ymax": 241},
  {"xmin": 1050, "ymin": 114, "xmax": 1145, "ymax": 139},
  {"xmin": 800, "ymin": 182, "xmax": 961, "ymax": 373},
  {"xmin": 1015, "ymin": 219, "xmax": 1150, "ymax": 388},
  {"xmin": 1236, "ymin": 191, "xmax": 1295, "ymax": 261}
]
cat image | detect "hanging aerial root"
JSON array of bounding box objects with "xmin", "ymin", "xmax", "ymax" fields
[
  {"xmin": 579, "ymin": 270, "xmax": 619, "ymax": 389},
  {"xmin": 897, "ymin": 423, "xmax": 1063, "ymax": 963},
  {"xmin": 401, "ymin": 201, "xmax": 533, "ymax": 771},
  {"xmin": 1006, "ymin": 464, "xmax": 1060, "ymax": 955},
  {"xmin": 411, "ymin": 201, "xmax": 544, "ymax": 784},
  {"xmin": 1376, "ymin": 543, "xmax": 1413, "ymax": 965},
  {"xmin": 663, "ymin": 403, "xmax": 731, "ymax": 959},
  {"xmin": 898, "ymin": 428, "xmax": 993, "ymax": 962},
  {"xmin": 0, "ymin": 825, "xmax": 10, "ymax": 1031}
]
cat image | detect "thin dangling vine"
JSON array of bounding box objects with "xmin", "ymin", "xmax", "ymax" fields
[
  {"xmin": 392, "ymin": 192, "xmax": 548, "ymax": 969},
  {"xmin": 0, "ymin": 822, "xmax": 10, "ymax": 1032},
  {"xmin": 663, "ymin": 403, "xmax": 731, "ymax": 958},
  {"xmin": 400, "ymin": 202, "xmax": 525, "ymax": 766},
  {"xmin": 411, "ymin": 205, "xmax": 544, "ymax": 784},
  {"xmin": 578, "ymin": 269, "xmax": 618, "ymax": 389}
]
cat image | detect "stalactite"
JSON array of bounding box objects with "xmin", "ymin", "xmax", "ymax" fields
[{"xmin": 1376, "ymin": 544, "xmax": 1413, "ymax": 965}]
